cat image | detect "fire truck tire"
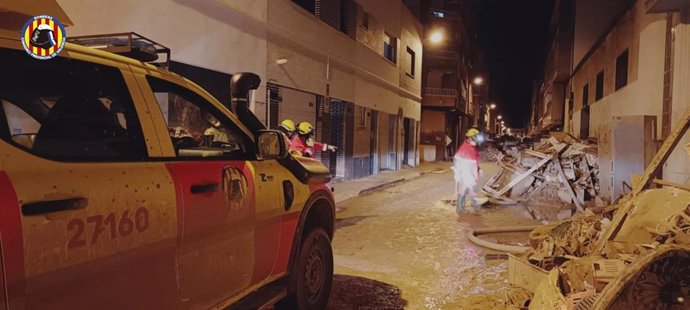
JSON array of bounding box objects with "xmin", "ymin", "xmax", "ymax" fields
[{"xmin": 282, "ymin": 227, "xmax": 333, "ymax": 310}]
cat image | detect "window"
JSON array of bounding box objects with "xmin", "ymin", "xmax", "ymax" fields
[
  {"xmin": 406, "ymin": 47, "xmax": 416, "ymax": 77},
  {"xmin": 0, "ymin": 48, "xmax": 147, "ymax": 161},
  {"xmin": 146, "ymin": 76, "xmax": 250, "ymax": 159},
  {"xmin": 361, "ymin": 12, "xmax": 369, "ymax": 29},
  {"xmin": 431, "ymin": 10, "xmax": 445, "ymax": 18},
  {"xmin": 383, "ymin": 33, "xmax": 397, "ymax": 63},
  {"xmin": 595, "ymin": 71, "xmax": 604, "ymax": 101},
  {"xmin": 339, "ymin": 0, "xmax": 357, "ymax": 38},
  {"xmin": 583, "ymin": 84, "xmax": 589, "ymax": 107},
  {"xmin": 615, "ymin": 49, "xmax": 629, "ymax": 90},
  {"xmin": 292, "ymin": 0, "xmax": 316, "ymax": 14}
]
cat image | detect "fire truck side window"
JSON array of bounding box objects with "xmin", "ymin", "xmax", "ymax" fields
[
  {"xmin": 0, "ymin": 48, "xmax": 147, "ymax": 162},
  {"xmin": 146, "ymin": 76, "xmax": 250, "ymax": 160}
]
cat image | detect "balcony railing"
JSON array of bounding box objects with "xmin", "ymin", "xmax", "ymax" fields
[
  {"xmin": 425, "ymin": 87, "xmax": 458, "ymax": 97},
  {"xmin": 424, "ymin": 49, "xmax": 460, "ymax": 61}
]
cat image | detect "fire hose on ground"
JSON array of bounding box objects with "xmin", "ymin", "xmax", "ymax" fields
[{"xmin": 467, "ymin": 225, "xmax": 540, "ymax": 253}]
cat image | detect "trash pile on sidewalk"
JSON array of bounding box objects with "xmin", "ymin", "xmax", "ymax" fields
[
  {"xmin": 504, "ymin": 186, "xmax": 690, "ymax": 309},
  {"xmin": 494, "ymin": 110, "xmax": 690, "ymax": 309},
  {"xmin": 481, "ymin": 133, "xmax": 599, "ymax": 213}
]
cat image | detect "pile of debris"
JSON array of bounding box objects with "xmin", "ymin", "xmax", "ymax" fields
[
  {"xmin": 481, "ymin": 133, "xmax": 599, "ymax": 214},
  {"xmin": 499, "ymin": 106, "xmax": 690, "ymax": 309},
  {"xmin": 479, "ymin": 143, "xmax": 502, "ymax": 162},
  {"xmin": 507, "ymin": 187, "xmax": 690, "ymax": 309}
]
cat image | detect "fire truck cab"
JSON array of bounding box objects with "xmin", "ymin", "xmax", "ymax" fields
[{"xmin": 0, "ymin": 17, "xmax": 335, "ymax": 310}]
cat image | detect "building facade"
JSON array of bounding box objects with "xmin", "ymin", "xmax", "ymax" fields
[
  {"xmin": 408, "ymin": 0, "xmax": 483, "ymax": 162},
  {"xmin": 545, "ymin": 0, "xmax": 690, "ymax": 200},
  {"xmin": 267, "ymin": 0, "xmax": 423, "ymax": 179},
  {"xmin": 57, "ymin": 0, "xmax": 422, "ymax": 180},
  {"xmin": 529, "ymin": 0, "xmax": 574, "ymax": 135}
]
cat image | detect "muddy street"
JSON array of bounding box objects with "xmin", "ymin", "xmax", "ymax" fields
[{"xmin": 327, "ymin": 162, "xmax": 540, "ymax": 309}]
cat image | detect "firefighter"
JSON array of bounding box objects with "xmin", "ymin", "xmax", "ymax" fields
[
  {"xmin": 277, "ymin": 119, "xmax": 303, "ymax": 156},
  {"xmin": 291, "ymin": 122, "xmax": 337, "ymax": 157},
  {"xmin": 453, "ymin": 128, "xmax": 485, "ymax": 214},
  {"xmin": 278, "ymin": 119, "xmax": 296, "ymax": 139}
]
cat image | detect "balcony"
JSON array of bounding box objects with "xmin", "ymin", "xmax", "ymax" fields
[
  {"xmin": 424, "ymin": 49, "xmax": 460, "ymax": 61},
  {"xmin": 425, "ymin": 87, "xmax": 458, "ymax": 97},
  {"xmin": 543, "ymin": 36, "xmax": 572, "ymax": 84},
  {"xmin": 423, "ymin": 87, "xmax": 458, "ymax": 107}
]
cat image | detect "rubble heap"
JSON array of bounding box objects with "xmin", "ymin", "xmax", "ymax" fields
[
  {"xmin": 481, "ymin": 132, "xmax": 599, "ymax": 212},
  {"xmin": 479, "ymin": 144, "xmax": 502, "ymax": 162},
  {"xmin": 501, "ymin": 112, "xmax": 690, "ymax": 308},
  {"xmin": 509, "ymin": 187, "xmax": 690, "ymax": 309}
]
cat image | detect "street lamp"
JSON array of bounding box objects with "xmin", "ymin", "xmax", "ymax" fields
[
  {"xmin": 489, "ymin": 103, "xmax": 496, "ymax": 110},
  {"xmin": 497, "ymin": 115, "xmax": 503, "ymax": 120},
  {"xmin": 429, "ymin": 30, "xmax": 444, "ymax": 44},
  {"xmin": 472, "ymin": 76, "xmax": 485, "ymax": 128},
  {"xmin": 473, "ymin": 77, "xmax": 484, "ymax": 85}
]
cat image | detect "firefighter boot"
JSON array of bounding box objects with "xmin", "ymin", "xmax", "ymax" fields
[{"xmin": 456, "ymin": 194, "xmax": 466, "ymax": 215}]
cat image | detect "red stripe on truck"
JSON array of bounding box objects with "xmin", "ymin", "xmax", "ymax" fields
[
  {"xmin": 0, "ymin": 172, "xmax": 25, "ymax": 309},
  {"xmin": 271, "ymin": 211, "xmax": 300, "ymax": 276}
]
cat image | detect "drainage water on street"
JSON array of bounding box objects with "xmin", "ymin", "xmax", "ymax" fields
[{"xmin": 328, "ymin": 162, "xmax": 539, "ymax": 309}]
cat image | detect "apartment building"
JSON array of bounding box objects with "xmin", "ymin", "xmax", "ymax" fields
[
  {"xmin": 267, "ymin": 0, "xmax": 422, "ymax": 178},
  {"xmin": 408, "ymin": 0, "xmax": 483, "ymax": 161},
  {"xmin": 550, "ymin": 0, "xmax": 690, "ymax": 200},
  {"xmin": 57, "ymin": 0, "xmax": 422, "ymax": 180},
  {"xmin": 529, "ymin": 0, "xmax": 574, "ymax": 135}
]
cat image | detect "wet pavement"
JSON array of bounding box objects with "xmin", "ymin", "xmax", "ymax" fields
[{"xmin": 326, "ymin": 162, "xmax": 539, "ymax": 309}]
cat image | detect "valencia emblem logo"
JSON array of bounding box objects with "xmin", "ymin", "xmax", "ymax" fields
[{"xmin": 20, "ymin": 15, "xmax": 67, "ymax": 60}]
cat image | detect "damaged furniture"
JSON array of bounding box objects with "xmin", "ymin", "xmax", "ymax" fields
[{"xmin": 481, "ymin": 133, "xmax": 599, "ymax": 213}]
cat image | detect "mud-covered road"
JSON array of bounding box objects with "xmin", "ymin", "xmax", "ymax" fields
[{"xmin": 326, "ymin": 162, "xmax": 539, "ymax": 309}]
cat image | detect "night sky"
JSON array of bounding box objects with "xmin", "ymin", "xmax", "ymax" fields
[{"xmin": 470, "ymin": 0, "xmax": 555, "ymax": 128}]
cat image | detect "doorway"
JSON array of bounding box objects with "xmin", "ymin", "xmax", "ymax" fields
[
  {"xmin": 403, "ymin": 118, "xmax": 411, "ymax": 166},
  {"xmin": 386, "ymin": 114, "xmax": 396, "ymax": 170},
  {"xmin": 369, "ymin": 110, "xmax": 378, "ymax": 175},
  {"xmin": 580, "ymin": 105, "xmax": 590, "ymax": 139},
  {"xmin": 580, "ymin": 84, "xmax": 590, "ymax": 139}
]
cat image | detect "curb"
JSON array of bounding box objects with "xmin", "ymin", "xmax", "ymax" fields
[
  {"xmin": 357, "ymin": 178, "xmax": 407, "ymax": 196},
  {"xmin": 334, "ymin": 168, "xmax": 442, "ymax": 205},
  {"xmin": 355, "ymin": 170, "xmax": 434, "ymax": 197}
]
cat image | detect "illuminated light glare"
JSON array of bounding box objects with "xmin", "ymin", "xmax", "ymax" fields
[{"xmin": 430, "ymin": 31, "xmax": 444, "ymax": 44}]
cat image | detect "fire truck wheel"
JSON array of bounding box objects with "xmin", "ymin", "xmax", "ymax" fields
[{"xmin": 283, "ymin": 228, "xmax": 333, "ymax": 310}]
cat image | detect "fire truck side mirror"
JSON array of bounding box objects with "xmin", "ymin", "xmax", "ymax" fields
[{"xmin": 256, "ymin": 130, "xmax": 288, "ymax": 160}]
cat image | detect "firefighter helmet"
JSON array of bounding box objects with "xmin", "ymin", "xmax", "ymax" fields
[
  {"xmin": 279, "ymin": 119, "xmax": 296, "ymax": 132},
  {"xmin": 298, "ymin": 122, "xmax": 314, "ymax": 135},
  {"xmin": 466, "ymin": 128, "xmax": 480, "ymax": 138}
]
